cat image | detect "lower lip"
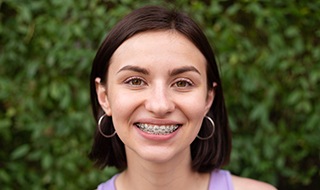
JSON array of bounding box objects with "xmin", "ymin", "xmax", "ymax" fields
[{"xmin": 135, "ymin": 125, "xmax": 179, "ymax": 141}]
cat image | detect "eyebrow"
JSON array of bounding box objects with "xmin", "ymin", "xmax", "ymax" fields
[
  {"xmin": 169, "ymin": 66, "xmax": 201, "ymax": 76},
  {"xmin": 117, "ymin": 65, "xmax": 149, "ymax": 75},
  {"xmin": 116, "ymin": 65, "xmax": 201, "ymax": 76}
]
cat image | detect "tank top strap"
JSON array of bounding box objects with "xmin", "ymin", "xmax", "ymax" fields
[
  {"xmin": 98, "ymin": 170, "xmax": 234, "ymax": 190},
  {"xmin": 208, "ymin": 169, "xmax": 234, "ymax": 190},
  {"xmin": 97, "ymin": 174, "xmax": 118, "ymax": 190}
]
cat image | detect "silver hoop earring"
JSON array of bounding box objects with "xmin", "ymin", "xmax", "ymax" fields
[
  {"xmin": 197, "ymin": 116, "xmax": 215, "ymax": 140},
  {"xmin": 98, "ymin": 114, "xmax": 117, "ymax": 138}
]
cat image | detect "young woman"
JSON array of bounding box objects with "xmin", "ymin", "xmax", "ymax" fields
[{"xmin": 89, "ymin": 6, "xmax": 276, "ymax": 190}]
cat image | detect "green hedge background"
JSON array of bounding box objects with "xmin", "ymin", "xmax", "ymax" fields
[{"xmin": 1, "ymin": 0, "xmax": 319, "ymax": 189}]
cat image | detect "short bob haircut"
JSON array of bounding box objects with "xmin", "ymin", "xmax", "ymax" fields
[{"xmin": 89, "ymin": 6, "xmax": 231, "ymax": 173}]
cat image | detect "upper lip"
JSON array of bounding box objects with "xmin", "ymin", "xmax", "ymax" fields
[{"xmin": 134, "ymin": 118, "xmax": 182, "ymax": 126}]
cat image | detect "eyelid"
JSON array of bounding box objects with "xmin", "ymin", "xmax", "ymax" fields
[
  {"xmin": 124, "ymin": 76, "xmax": 147, "ymax": 85},
  {"xmin": 173, "ymin": 78, "xmax": 194, "ymax": 87}
]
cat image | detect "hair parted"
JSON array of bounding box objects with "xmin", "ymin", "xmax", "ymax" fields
[{"xmin": 89, "ymin": 5, "xmax": 231, "ymax": 172}]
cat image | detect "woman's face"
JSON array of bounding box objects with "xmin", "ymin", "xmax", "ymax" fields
[{"xmin": 96, "ymin": 30, "xmax": 214, "ymax": 164}]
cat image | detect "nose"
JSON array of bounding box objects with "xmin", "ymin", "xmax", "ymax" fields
[{"xmin": 144, "ymin": 84, "xmax": 175, "ymax": 116}]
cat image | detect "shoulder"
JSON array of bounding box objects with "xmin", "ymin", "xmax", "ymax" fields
[
  {"xmin": 97, "ymin": 174, "xmax": 118, "ymax": 190},
  {"xmin": 231, "ymin": 175, "xmax": 277, "ymax": 190}
]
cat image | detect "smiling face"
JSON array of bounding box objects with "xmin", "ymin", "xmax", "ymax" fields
[{"xmin": 96, "ymin": 30, "xmax": 214, "ymax": 164}]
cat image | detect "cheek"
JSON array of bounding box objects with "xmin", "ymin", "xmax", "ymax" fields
[
  {"xmin": 175, "ymin": 93, "xmax": 209, "ymax": 133},
  {"xmin": 177, "ymin": 92, "xmax": 209, "ymax": 117},
  {"xmin": 108, "ymin": 92, "xmax": 140, "ymax": 124}
]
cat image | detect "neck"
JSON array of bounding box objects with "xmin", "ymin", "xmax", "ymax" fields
[{"xmin": 116, "ymin": 147, "xmax": 209, "ymax": 190}]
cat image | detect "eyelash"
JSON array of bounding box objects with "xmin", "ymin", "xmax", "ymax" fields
[
  {"xmin": 172, "ymin": 79, "xmax": 194, "ymax": 88},
  {"xmin": 123, "ymin": 77, "xmax": 194, "ymax": 88},
  {"xmin": 124, "ymin": 77, "xmax": 146, "ymax": 86}
]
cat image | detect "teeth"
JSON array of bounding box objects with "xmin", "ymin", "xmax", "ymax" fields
[{"xmin": 136, "ymin": 123, "xmax": 179, "ymax": 135}]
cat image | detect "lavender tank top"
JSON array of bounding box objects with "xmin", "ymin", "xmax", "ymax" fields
[{"xmin": 97, "ymin": 169, "xmax": 234, "ymax": 190}]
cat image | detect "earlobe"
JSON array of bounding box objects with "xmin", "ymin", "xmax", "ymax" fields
[{"xmin": 95, "ymin": 78, "xmax": 112, "ymax": 116}]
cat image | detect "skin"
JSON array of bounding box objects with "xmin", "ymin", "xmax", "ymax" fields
[{"xmin": 96, "ymin": 30, "xmax": 276, "ymax": 190}]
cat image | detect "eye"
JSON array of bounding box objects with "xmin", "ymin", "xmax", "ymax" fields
[
  {"xmin": 124, "ymin": 77, "xmax": 146, "ymax": 86},
  {"xmin": 173, "ymin": 79, "xmax": 194, "ymax": 88}
]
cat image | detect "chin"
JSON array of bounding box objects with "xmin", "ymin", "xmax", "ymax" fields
[{"xmin": 127, "ymin": 145, "xmax": 190, "ymax": 165}]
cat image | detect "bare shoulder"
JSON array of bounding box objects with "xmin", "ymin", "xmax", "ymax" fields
[{"xmin": 231, "ymin": 175, "xmax": 277, "ymax": 190}]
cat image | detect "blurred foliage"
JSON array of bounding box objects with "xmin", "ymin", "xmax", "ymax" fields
[{"xmin": 0, "ymin": 0, "xmax": 319, "ymax": 189}]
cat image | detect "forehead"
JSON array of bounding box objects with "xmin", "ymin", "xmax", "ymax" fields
[
  {"xmin": 117, "ymin": 30, "xmax": 193, "ymax": 49},
  {"xmin": 108, "ymin": 30, "xmax": 207, "ymax": 73}
]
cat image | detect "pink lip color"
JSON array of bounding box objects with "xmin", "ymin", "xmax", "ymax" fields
[
  {"xmin": 135, "ymin": 125, "xmax": 179, "ymax": 141},
  {"xmin": 135, "ymin": 118, "xmax": 181, "ymax": 125},
  {"xmin": 133, "ymin": 118, "xmax": 182, "ymax": 141}
]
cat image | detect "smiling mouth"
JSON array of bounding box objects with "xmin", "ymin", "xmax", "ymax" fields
[{"xmin": 135, "ymin": 123, "xmax": 180, "ymax": 135}]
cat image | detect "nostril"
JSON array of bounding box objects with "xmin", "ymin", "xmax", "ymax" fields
[{"xmin": 144, "ymin": 95, "xmax": 175, "ymax": 115}]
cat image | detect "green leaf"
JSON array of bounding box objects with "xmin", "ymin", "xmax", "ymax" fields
[{"xmin": 11, "ymin": 145, "xmax": 30, "ymax": 160}]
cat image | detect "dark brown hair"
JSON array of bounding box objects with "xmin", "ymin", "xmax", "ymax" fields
[{"xmin": 89, "ymin": 6, "xmax": 231, "ymax": 172}]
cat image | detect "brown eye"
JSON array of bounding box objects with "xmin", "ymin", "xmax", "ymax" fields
[
  {"xmin": 125, "ymin": 77, "xmax": 146, "ymax": 86},
  {"xmin": 130, "ymin": 78, "xmax": 142, "ymax": 85},
  {"xmin": 176, "ymin": 81, "xmax": 188, "ymax": 87},
  {"xmin": 174, "ymin": 79, "xmax": 193, "ymax": 88}
]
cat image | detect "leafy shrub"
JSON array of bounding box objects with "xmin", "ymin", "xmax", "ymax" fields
[{"xmin": 1, "ymin": 0, "xmax": 319, "ymax": 189}]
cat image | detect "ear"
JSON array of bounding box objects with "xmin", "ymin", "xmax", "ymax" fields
[
  {"xmin": 204, "ymin": 82, "xmax": 217, "ymax": 114},
  {"xmin": 95, "ymin": 78, "xmax": 112, "ymax": 116}
]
